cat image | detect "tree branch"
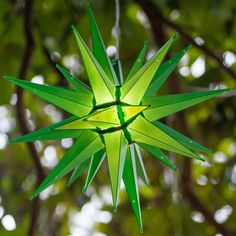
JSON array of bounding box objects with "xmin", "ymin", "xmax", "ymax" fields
[
  {"xmin": 16, "ymin": 0, "xmax": 45, "ymax": 235},
  {"xmin": 135, "ymin": 0, "xmax": 236, "ymax": 80},
  {"xmin": 135, "ymin": 0, "xmax": 234, "ymax": 235}
]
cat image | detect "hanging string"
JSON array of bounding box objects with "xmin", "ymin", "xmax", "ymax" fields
[{"xmin": 114, "ymin": 0, "xmax": 120, "ymax": 59}]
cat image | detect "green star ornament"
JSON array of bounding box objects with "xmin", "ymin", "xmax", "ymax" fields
[{"xmin": 3, "ymin": 6, "xmax": 228, "ymax": 232}]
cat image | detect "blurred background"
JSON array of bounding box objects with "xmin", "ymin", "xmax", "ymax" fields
[{"xmin": 0, "ymin": 0, "xmax": 236, "ymax": 235}]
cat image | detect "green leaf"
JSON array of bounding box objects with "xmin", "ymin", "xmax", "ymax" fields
[
  {"xmin": 104, "ymin": 130, "xmax": 127, "ymax": 209},
  {"xmin": 143, "ymin": 89, "xmax": 228, "ymax": 121},
  {"xmin": 30, "ymin": 130, "xmax": 104, "ymax": 200},
  {"xmin": 145, "ymin": 45, "xmax": 191, "ymax": 96},
  {"xmin": 56, "ymin": 64, "xmax": 92, "ymax": 95},
  {"xmin": 153, "ymin": 121, "xmax": 211, "ymax": 153},
  {"xmin": 3, "ymin": 76, "xmax": 92, "ymax": 117},
  {"xmin": 121, "ymin": 34, "xmax": 177, "ymax": 105},
  {"xmin": 84, "ymin": 149, "xmax": 106, "ymax": 192},
  {"xmin": 11, "ymin": 116, "xmax": 81, "ymax": 143},
  {"xmin": 138, "ymin": 143, "xmax": 177, "ymax": 171},
  {"xmin": 126, "ymin": 41, "xmax": 148, "ymax": 82},
  {"xmin": 134, "ymin": 144, "xmax": 149, "ymax": 185},
  {"xmin": 67, "ymin": 159, "xmax": 91, "ymax": 187},
  {"xmin": 71, "ymin": 25, "xmax": 116, "ymax": 105},
  {"xmin": 123, "ymin": 144, "xmax": 142, "ymax": 232},
  {"xmin": 88, "ymin": 5, "xmax": 119, "ymax": 85},
  {"xmin": 128, "ymin": 116, "xmax": 203, "ymax": 160}
]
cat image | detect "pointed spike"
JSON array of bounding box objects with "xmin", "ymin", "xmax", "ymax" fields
[
  {"xmin": 121, "ymin": 34, "xmax": 177, "ymax": 105},
  {"xmin": 138, "ymin": 143, "xmax": 177, "ymax": 171},
  {"xmin": 87, "ymin": 106, "xmax": 120, "ymax": 125},
  {"xmin": 145, "ymin": 45, "xmax": 191, "ymax": 96},
  {"xmin": 56, "ymin": 117, "xmax": 97, "ymax": 130},
  {"xmin": 134, "ymin": 144, "xmax": 150, "ymax": 185},
  {"xmin": 67, "ymin": 159, "xmax": 91, "ymax": 187},
  {"xmin": 30, "ymin": 131, "xmax": 104, "ymax": 200},
  {"xmin": 3, "ymin": 76, "xmax": 92, "ymax": 117},
  {"xmin": 128, "ymin": 116, "xmax": 204, "ymax": 161},
  {"xmin": 10, "ymin": 116, "xmax": 81, "ymax": 143},
  {"xmin": 154, "ymin": 121, "xmax": 211, "ymax": 153},
  {"xmin": 104, "ymin": 131, "xmax": 127, "ymax": 208},
  {"xmin": 84, "ymin": 150, "xmax": 105, "ymax": 192},
  {"xmin": 112, "ymin": 59, "xmax": 123, "ymax": 85},
  {"xmin": 123, "ymin": 144, "xmax": 143, "ymax": 231},
  {"xmin": 122, "ymin": 105, "xmax": 148, "ymax": 122},
  {"xmin": 126, "ymin": 41, "xmax": 148, "ymax": 82},
  {"xmin": 172, "ymin": 32, "xmax": 178, "ymax": 40},
  {"xmin": 185, "ymin": 44, "xmax": 192, "ymax": 51},
  {"xmin": 71, "ymin": 25, "xmax": 116, "ymax": 105},
  {"xmin": 143, "ymin": 89, "xmax": 229, "ymax": 121},
  {"xmin": 87, "ymin": 5, "xmax": 119, "ymax": 85},
  {"xmin": 56, "ymin": 64, "xmax": 92, "ymax": 95}
]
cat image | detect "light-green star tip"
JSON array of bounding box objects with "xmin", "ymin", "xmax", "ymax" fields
[
  {"xmin": 9, "ymin": 139, "xmax": 17, "ymax": 144},
  {"xmin": 29, "ymin": 193, "xmax": 36, "ymax": 201},
  {"xmin": 143, "ymin": 40, "xmax": 148, "ymax": 47},
  {"xmin": 71, "ymin": 24, "xmax": 77, "ymax": 32},
  {"xmin": 172, "ymin": 166, "xmax": 178, "ymax": 172},
  {"xmin": 3, "ymin": 75, "xmax": 11, "ymax": 81},
  {"xmin": 172, "ymin": 32, "xmax": 178, "ymax": 40},
  {"xmin": 113, "ymin": 206, "xmax": 118, "ymax": 213},
  {"xmin": 185, "ymin": 44, "xmax": 192, "ymax": 51},
  {"xmin": 198, "ymin": 155, "xmax": 205, "ymax": 162}
]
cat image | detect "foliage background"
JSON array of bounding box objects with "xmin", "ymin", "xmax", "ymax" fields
[{"xmin": 0, "ymin": 0, "xmax": 236, "ymax": 235}]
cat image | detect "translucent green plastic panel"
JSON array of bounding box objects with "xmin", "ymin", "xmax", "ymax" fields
[
  {"xmin": 138, "ymin": 143, "xmax": 177, "ymax": 171},
  {"xmin": 30, "ymin": 131, "xmax": 104, "ymax": 199},
  {"xmin": 143, "ymin": 89, "xmax": 228, "ymax": 121},
  {"xmin": 57, "ymin": 118, "xmax": 97, "ymax": 130},
  {"xmin": 128, "ymin": 116, "xmax": 203, "ymax": 161},
  {"xmin": 3, "ymin": 76, "xmax": 92, "ymax": 117},
  {"xmin": 67, "ymin": 159, "xmax": 91, "ymax": 187},
  {"xmin": 72, "ymin": 26, "xmax": 116, "ymax": 105},
  {"xmin": 88, "ymin": 5, "xmax": 119, "ymax": 85},
  {"xmin": 134, "ymin": 144, "xmax": 149, "ymax": 186},
  {"xmin": 126, "ymin": 41, "xmax": 148, "ymax": 82},
  {"xmin": 104, "ymin": 131, "xmax": 127, "ymax": 208},
  {"xmin": 121, "ymin": 34, "xmax": 177, "ymax": 105},
  {"xmin": 87, "ymin": 106, "xmax": 120, "ymax": 125},
  {"xmin": 56, "ymin": 64, "xmax": 92, "ymax": 95},
  {"xmin": 10, "ymin": 116, "xmax": 81, "ymax": 143},
  {"xmin": 84, "ymin": 150, "xmax": 106, "ymax": 192},
  {"xmin": 144, "ymin": 46, "xmax": 191, "ymax": 96},
  {"xmin": 153, "ymin": 121, "xmax": 211, "ymax": 153},
  {"xmin": 122, "ymin": 105, "xmax": 148, "ymax": 122},
  {"xmin": 123, "ymin": 144, "xmax": 142, "ymax": 232}
]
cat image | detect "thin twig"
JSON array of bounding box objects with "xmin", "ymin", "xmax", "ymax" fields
[
  {"xmin": 135, "ymin": 0, "xmax": 234, "ymax": 235},
  {"xmin": 15, "ymin": 0, "xmax": 45, "ymax": 235}
]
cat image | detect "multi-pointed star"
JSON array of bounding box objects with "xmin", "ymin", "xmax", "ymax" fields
[{"xmin": 3, "ymin": 5, "xmax": 227, "ymax": 231}]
